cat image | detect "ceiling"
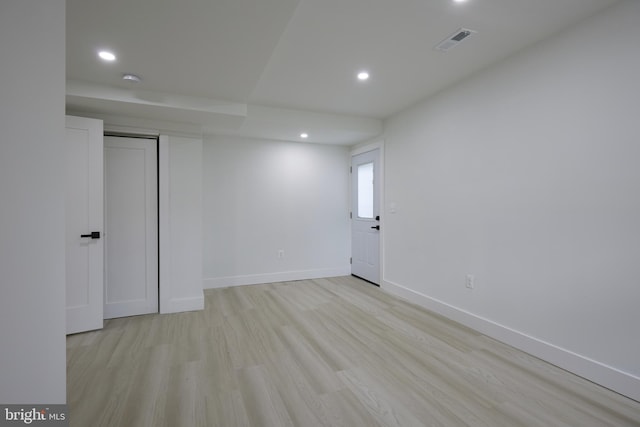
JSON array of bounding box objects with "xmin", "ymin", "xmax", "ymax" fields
[{"xmin": 66, "ymin": 0, "xmax": 618, "ymax": 144}]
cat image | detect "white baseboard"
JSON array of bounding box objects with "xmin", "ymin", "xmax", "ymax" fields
[
  {"xmin": 382, "ymin": 279, "xmax": 640, "ymax": 403},
  {"xmin": 203, "ymin": 267, "xmax": 351, "ymax": 289},
  {"xmin": 160, "ymin": 294, "xmax": 205, "ymax": 314}
]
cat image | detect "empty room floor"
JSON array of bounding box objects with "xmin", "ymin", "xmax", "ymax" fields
[{"xmin": 66, "ymin": 276, "xmax": 640, "ymax": 426}]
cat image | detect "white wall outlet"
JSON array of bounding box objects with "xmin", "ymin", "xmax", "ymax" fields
[
  {"xmin": 466, "ymin": 274, "xmax": 475, "ymax": 289},
  {"xmin": 277, "ymin": 249, "xmax": 284, "ymax": 258}
]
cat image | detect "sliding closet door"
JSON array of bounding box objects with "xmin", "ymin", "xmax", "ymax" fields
[{"xmin": 104, "ymin": 136, "xmax": 158, "ymax": 319}]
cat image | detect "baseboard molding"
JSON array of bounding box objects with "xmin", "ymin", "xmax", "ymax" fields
[
  {"xmin": 382, "ymin": 279, "xmax": 640, "ymax": 403},
  {"xmin": 161, "ymin": 294, "xmax": 205, "ymax": 314},
  {"xmin": 203, "ymin": 267, "xmax": 351, "ymax": 289}
]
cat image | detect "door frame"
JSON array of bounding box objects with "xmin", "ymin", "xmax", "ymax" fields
[{"xmin": 350, "ymin": 139, "xmax": 384, "ymax": 286}]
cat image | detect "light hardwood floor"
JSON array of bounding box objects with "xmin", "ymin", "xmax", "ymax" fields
[{"xmin": 67, "ymin": 276, "xmax": 640, "ymax": 426}]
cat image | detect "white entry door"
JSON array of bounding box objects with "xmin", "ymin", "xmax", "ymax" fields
[
  {"xmin": 104, "ymin": 136, "xmax": 158, "ymax": 319},
  {"xmin": 65, "ymin": 116, "xmax": 104, "ymax": 334},
  {"xmin": 351, "ymin": 149, "xmax": 380, "ymax": 285}
]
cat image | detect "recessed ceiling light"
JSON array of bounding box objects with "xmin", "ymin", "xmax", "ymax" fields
[
  {"xmin": 300, "ymin": 133, "xmax": 309, "ymax": 139},
  {"xmin": 357, "ymin": 71, "xmax": 370, "ymax": 81},
  {"xmin": 98, "ymin": 50, "xmax": 116, "ymax": 61},
  {"xmin": 453, "ymin": 0, "xmax": 468, "ymax": 3},
  {"xmin": 122, "ymin": 74, "xmax": 141, "ymax": 83}
]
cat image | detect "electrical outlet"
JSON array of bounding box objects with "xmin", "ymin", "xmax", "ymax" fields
[
  {"xmin": 277, "ymin": 249, "xmax": 284, "ymax": 259},
  {"xmin": 466, "ymin": 274, "xmax": 475, "ymax": 289}
]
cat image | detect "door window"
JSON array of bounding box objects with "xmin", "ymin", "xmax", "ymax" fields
[{"xmin": 357, "ymin": 162, "xmax": 374, "ymax": 219}]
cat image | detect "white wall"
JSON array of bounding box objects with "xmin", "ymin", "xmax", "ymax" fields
[
  {"xmin": 383, "ymin": 0, "xmax": 640, "ymax": 401},
  {"xmin": 159, "ymin": 136, "xmax": 205, "ymax": 313},
  {"xmin": 0, "ymin": 0, "xmax": 66, "ymax": 403},
  {"xmin": 203, "ymin": 135, "xmax": 350, "ymax": 287}
]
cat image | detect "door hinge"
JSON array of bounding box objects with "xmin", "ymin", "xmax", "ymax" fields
[
  {"xmin": 350, "ymin": 166, "xmax": 352, "ymax": 173},
  {"xmin": 350, "ymin": 257, "xmax": 352, "ymax": 264},
  {"xmin": 350, "ymin": 211, "xmax": 352, "ymax": 219}
]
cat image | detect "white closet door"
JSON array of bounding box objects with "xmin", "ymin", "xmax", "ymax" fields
[
  {"xmin": 104, "ymin": 136, "xmax": 158, "ymax": 319},
  {"xmin": 66, "ymin": 116, "xmax": 104, "ymax": 334}
]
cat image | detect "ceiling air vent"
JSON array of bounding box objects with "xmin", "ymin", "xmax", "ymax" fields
[{"xmin": 434, "ymin": 28, "xmax": 477, "ymax": 52}]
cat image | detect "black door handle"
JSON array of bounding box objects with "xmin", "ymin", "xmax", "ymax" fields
[
  {"xmin": 80, "ymin": 231, "xmax": 101, "ymax": 239},
  {"xmin": 370, "ymin": 225, "xmax": 380, "ymax": 230}
]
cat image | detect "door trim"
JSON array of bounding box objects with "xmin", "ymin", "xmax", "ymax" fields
[{"xmin": 350, "ymin": 139, "xmax": 384, "ymax": 285}]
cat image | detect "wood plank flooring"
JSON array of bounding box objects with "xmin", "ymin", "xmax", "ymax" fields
[{"xmin": 67, "ymin": 276, "xmax": 640, "ymax": 426}]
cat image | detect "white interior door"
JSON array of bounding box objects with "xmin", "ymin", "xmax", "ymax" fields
[
  {"xmin": 104, "ymin": 136, "xmax": 158, "ymax": 319},
  {"xmin": 351, "ymin": 149, "xmax": 380, "ymax": 285},
  {"xmin": 66, "ymin": 116, "xmax": 104, "ymax": 334}
]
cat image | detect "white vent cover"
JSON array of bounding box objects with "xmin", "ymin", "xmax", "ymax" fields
[{"xmin": 434, "ymin": 28, "xmax": 477, "ymax": 52}]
